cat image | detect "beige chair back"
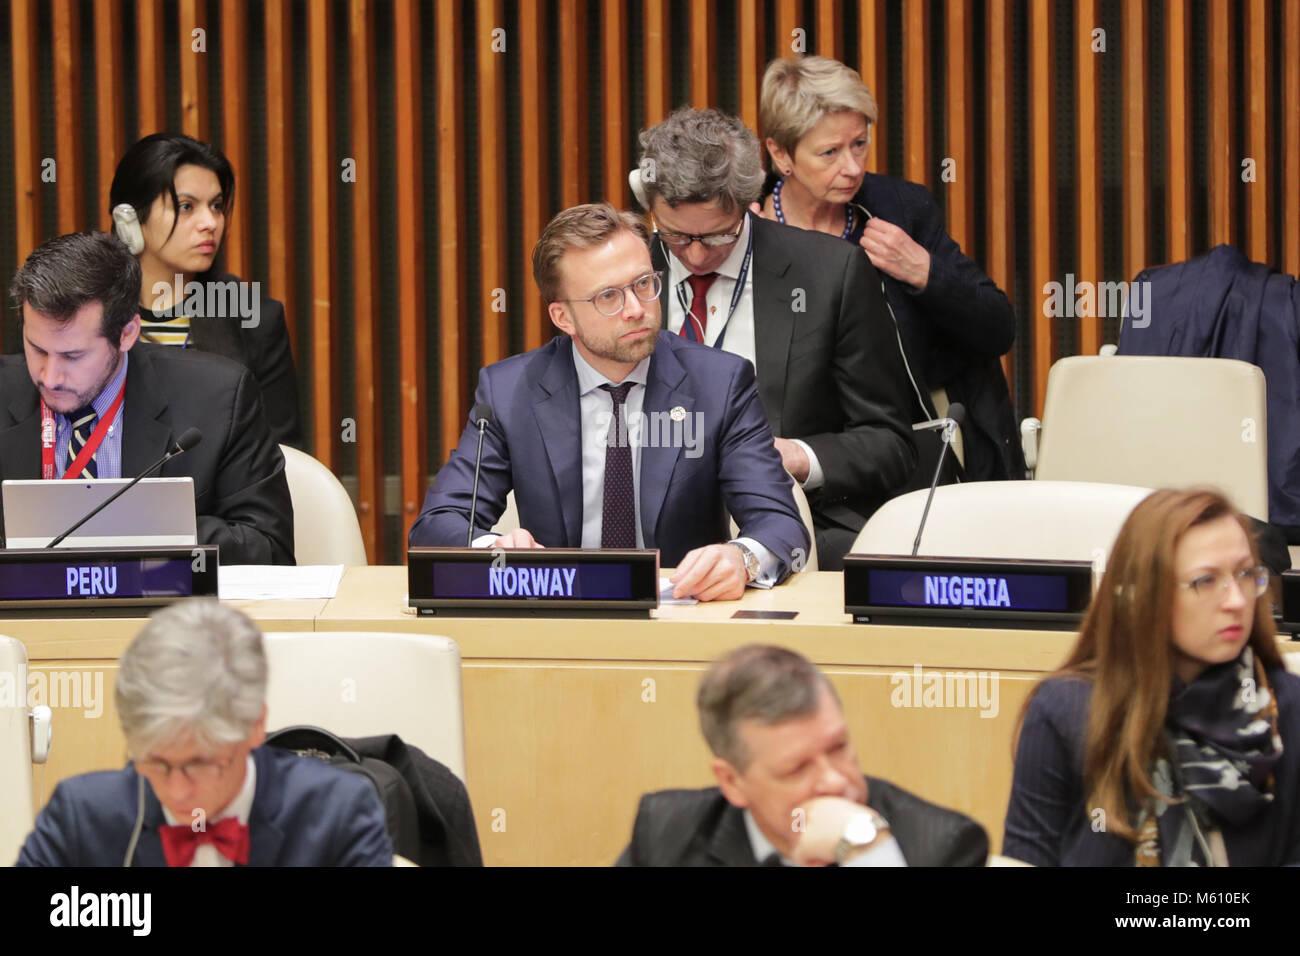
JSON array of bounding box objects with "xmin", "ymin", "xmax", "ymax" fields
[
  {"xmin": 280, "ymin": 445, "xmax": 368, "ymax": 566},
  {"xmin": 0, "ymin": 637, "xmax": 35, "ymax": 865},
  {"xmin": 1034, "ymin": 356, "xmax": 1269, "ymax": 519},
  {"xmin": 263, "ymin": 631, "xmax": 466, "ymax": 781},
  {"xmin": 852, "ymin": 480, "xmax": 1153, "ymax": 561}
]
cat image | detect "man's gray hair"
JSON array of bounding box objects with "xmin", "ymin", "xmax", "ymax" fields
[
  {"xmin": 637, "ymin": 108, "xmax": 766, "ymax": 213},
  {"xmin": 697, "ymin": 644, "xmax": 839, "ymax": 770},
  {"xmin": 116, "ymin": 599, "xmax": 268, "ymax": 754}
]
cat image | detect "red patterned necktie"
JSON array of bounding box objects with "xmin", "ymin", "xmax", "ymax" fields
[
  {"xmin": 159, "ymin": 816, "xmax": 251, "ymax": 867},
  {"xmin": 599, "ymin": 382, "xmax": 636, "ymax": 549},
  {"xmin": 680, "ymin": 272, "xmax": 718, "ymax": 343}
]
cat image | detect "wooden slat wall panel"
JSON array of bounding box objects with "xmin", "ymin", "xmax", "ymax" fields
[
  {"xmin": 519, "ymin": 0, "xmax": 549, "ymax": 350},
  {"xmin": 349, "ymin": 0, "xmax": 384, "ymax": 563},
  {"xmin": 1029, "ymin": 0, "xmax": 1055, "ymax": 415},
  {"xmin": 1075, "ymin": 0, "xmax": 1101, "ymax": 357},
  {"xmin": 1207, "ymin": 0, "xmax": 1234, "ymax": 246},
  {"xmin": 689, "ymin": 0, "xmax": 715, "ymax": 107},
  {"xmin": 858, "ymin": 0, "xmax": 887, "ymax": 174},
  {"xmin": 775, "ymin": 0, "xmax": 798, "ymax": 56},
  {"xmin": 1243, "ymin": 0, "xmax": 1272, "ymax": 264},
  {"xmin": 178, "ymin": 0, "xmax": 209, "ymax": 142},
  {"xmin": 737, "ymin": 0, "xmax": 766, "ymax": 133},
  {"xmin": 308, "ymin": 1, "xmax": 338, "ymax": 470},
  {"xmin": 478, "ymin": 0, "xmax": 508, "ymax": 366},
  {"xmin": 986, "ymin": 0, "xmax": 1014, "ymax": 392},
  {"xmin": 558, "ymin": 0, "xmax": 587, "ymax": 207},
  {"xmin": 52, "ymin": 0, "xmax": 82, "ymax": 234},
  {"xmin": 1165, "ymin": 0, "xmax": 1193, "ymax": 264},
  {"xmin": 643, "ymin": 0, "xmax": 670, "ymax": 126},
  {"xmin": 816, "ymin": 0, "xmax": 841, "ymax": 59},
  {"xmin": 10, "ymin": 0, "xmax": 41, "ymax": 317},
  {"xmin": 94, "ymin": 1, "xmax": 126, "ymax": 231},
  {"xmin": 435, "ymin": 0, "xmax": 467, "ymax": 460},
  {"xmin": 264, "ymin": 0, "xmax": 295, "ymax": 355},
  {"xmin": 394, "ymin": 0, "xmax": 427, "ymax": 540},
  {"xmin": 943, "ymin": 0, "xmax": 974, "ymax": 257},
  {"xmin": 902, "ymin": 0, "xmax": 928, "ymax": 187},
  {"xmin": 602, "ymin": 0, "xmax": 629, "ymax": 207},
  {"xmin": 220, "ymin": 0, "xmax": 252, "ymax": 281},
  {"xmin": 1121, "ymin": 2, "xmax": 1148, "ymax": 289},
  {"xmin": 137, "ymin": 0, "xmax": 166, "ymax": 136},
  {"xmin": 1286, "ymin": 0, "xmax": 1300, "ymax": 278}
]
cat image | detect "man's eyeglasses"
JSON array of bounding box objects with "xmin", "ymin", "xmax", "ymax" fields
[
  {"xmin": 562, "ymin": 272, "xmax": 663, "ymax": 317},
  {"xmin": 134, "ymin": 753, "xmax": 237, "ymax": 784},
  {"xmin": 1177, "ymin": 565, "xmax": 1270, "ymax": 601},
  {"xmin": 653, "ymin": 215, "xmax": 745, "ymax": 249}
]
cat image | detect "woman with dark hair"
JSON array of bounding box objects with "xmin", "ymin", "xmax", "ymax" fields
[
  {"xmin": 754, "ymin": 55, "xmax": 1021, "ymax": 483},
  {"xmin": 1004, "ymin": 488, "xmax": 1300, "ymax": 866},
  {"xmin": 109, "ymin": 133, "xmax": 303, "ymax": 448}
]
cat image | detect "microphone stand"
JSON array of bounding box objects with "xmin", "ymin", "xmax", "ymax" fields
[
  {"xmin": 46, "ymin": 443, "xmax": 185, "ymax": 549},
  {"xmin": 911, "ymin": 416, "xmax": 960, "ymax": 557}
]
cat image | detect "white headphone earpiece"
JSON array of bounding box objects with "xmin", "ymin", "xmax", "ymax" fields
[
  {"xmin": 628, "ymin": 166, "xmax": 650, "ymax": 210},
  {"xmin": 112, "ymin": 203, "xmax": 145, "ymax": 255}
]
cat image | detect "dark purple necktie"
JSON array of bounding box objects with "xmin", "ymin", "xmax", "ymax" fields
[{"xmin": 600, "ymin": 382, "xmax": 636, "ymax": 549}]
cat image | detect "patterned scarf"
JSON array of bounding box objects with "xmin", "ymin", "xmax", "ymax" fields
[{"xmin": 1135, "ymin": 646, "xmax": 1282, "ymax": 866}]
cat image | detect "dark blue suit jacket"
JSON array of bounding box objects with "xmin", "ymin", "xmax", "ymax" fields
[
  {"xmin": 15, "ymin": 745, "xmax": 393, "ymax": 867},
  {"xmin": 409, "ymin": 332, "xmax": 809, "ymax": 573}
]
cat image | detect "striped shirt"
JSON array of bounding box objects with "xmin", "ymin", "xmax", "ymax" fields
[
  {"xmin": 137, "ymin": 307, "xmax": 192, "ymax": 347},
  {"xmin": 55, "ymin": 353, "xmax": 128, "ymax": 479}
]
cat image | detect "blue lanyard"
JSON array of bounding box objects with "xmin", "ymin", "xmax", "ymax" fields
[{"xmin": 670, "ymin": 214, "xmax": 754, "ymax": 351}]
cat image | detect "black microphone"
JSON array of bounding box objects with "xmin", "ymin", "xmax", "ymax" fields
[
  {"xmin": 910, "ymin": 403, "xmax": 965, "ymax": 556},
  {"xmin": 466, "ymin": 404, "xmax": 494, "ymax": 547},
  {"xmin": 45, "ymin": 428, "xmax": 203, "ymax": 549}
]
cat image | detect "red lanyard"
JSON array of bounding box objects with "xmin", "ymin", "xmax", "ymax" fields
[{"xmin": 40, "ymin": 382, "xmax": 126, "ymax": 480}]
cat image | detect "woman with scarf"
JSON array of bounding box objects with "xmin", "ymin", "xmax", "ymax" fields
[{"xmin": 1003, "ymin": 488, "xmax": 1300, "ymax": 865}]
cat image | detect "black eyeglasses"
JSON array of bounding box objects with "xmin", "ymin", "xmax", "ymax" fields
[
  {"xmin": 653, "ymin": 215, "xmax": 745, "ymax": 248},
  {"xmin": 561, "ymin": 272, "xmax": 663, "ymax": 316}
]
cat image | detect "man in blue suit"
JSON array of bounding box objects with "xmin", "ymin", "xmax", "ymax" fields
[
  {"xmin": 16, "ymin": 600, "xmax": 392, "ymax": 867},
  {"xmin": 409, "ymin": 202, "xmax": 809, "ymax": 602}
]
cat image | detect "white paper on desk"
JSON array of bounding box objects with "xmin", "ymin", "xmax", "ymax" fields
[
  {"xmin": 219, "ymin": 565, "xmax": 344, "ymax": 600},
  {"xmin": 659, "ymin": 577, "xmax": 699, "ymax": 606}
]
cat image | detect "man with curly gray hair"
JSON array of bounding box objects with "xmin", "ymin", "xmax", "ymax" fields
[
  {"xmin": 16, "ymin": 599, "xmax": 392, "ymax": 866},
  {"xmin": 634, "ymin": 108, "xmax": 918, "ymax": 569}
]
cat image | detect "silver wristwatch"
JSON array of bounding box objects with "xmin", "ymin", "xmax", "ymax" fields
[
  {"xmin": 834, "ymin": 810, "xmax": 890, "ymax": 864},
  {"xmin": 730, "ymin": 540, "xmax": 760, "ymax": 582}
]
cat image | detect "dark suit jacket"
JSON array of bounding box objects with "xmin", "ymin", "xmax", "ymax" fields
[
  {"xmin": 180, "ymin": 270, "xmax": 304, "ymax": 449},
  {"xmin": 616, "ymin": 776, "xmax": 989, "ymax": 867},
  {"xmin": 15, "ymin": 745, "xmax": 393, "ymax": 866},
  {"xmin": 851, "ymin": 174, "xmax": 1024, "ymax": 481},
  {"xmin": 651, "ymin": 214, "xmax": 917, "ymax": 537},
  {"xmin": 409, "ymin": 332, "xmax": 809, "ymax": 573},
  {"xmin": 0, "ymin": 342, "xmax": 294, "ymax": 565}
]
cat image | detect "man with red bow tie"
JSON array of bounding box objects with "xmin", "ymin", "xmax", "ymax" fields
[{"xmin": 16, "ymin": 600, "xmax": 393, "ymax": 867}]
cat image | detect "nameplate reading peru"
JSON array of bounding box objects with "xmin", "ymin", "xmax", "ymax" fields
[
  {"xmin": 408, "ymin": 547, "xmax": 659, "ymax": 617},
  {"xmin": 0, "ymin": 546, "xmax": 219, "ymax": 612},
  {"xmin": 844, "ymin": 555, "xmax": 1093, "ymax": 629}
]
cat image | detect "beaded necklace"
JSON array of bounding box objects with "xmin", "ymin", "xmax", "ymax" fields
[{"xmin": 772, "ymin": 176, "xmax": 855, "ymax": 240}]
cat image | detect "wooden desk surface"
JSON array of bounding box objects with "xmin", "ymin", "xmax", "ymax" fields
[{"xmin": 13, "ymin": 567, "xmax": 1082, "ymax": 865}]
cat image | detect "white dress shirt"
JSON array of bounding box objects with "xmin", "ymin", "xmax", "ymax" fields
[
  {"xmin": 743, "ymin": 807, "xmax": 908, "ymax": 867},
  {"xmin": 661, "ymin": 214, "xmax": 826, "ymax": 490},
  {"xmin": 160, "ymin": 754, "xmax": 256, "ymax": 867}
]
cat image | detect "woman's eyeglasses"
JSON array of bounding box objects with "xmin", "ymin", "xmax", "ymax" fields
[{"xmin": 1177, "ymin": 565, "xmax": 1270, "ymax": 601}]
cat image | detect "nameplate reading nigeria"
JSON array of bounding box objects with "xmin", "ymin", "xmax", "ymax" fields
[
  {"xmin": 843, "ymin": 555, "xmax": 1093, "ymax": 629},
  {"xmin": 408, "ymin": 547, "xmax": 659, "ymax": 617},
  {"xmin": 0, "ymin": 546, "xmax": 219, "ymax": 613}
]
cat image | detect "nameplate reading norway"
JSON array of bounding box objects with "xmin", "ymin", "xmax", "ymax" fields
[
  {"xmin": 408, "ymin": 547, "xmax": 660, "ymax": 618},
  {"xmin": 843, "ymin": 555, "xmax": 1093, "ymax": 629},
  {"xmin": 0, "ymin": 546, "xmax": 219, "ymax": 613}
]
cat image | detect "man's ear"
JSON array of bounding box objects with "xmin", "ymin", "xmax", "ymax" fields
[
  {"xmin": 247, "ymin": 705, "xmax": 268, "ymax": 750},
  {"xmin": 712, "ymin": 757, "xmax": 750, "ymax": 809},
  {"xmin": 548, "ymin": 301, "xmax": 573, "ymax": 337},
  {"xmin": 118, "ymin": 312, "xmax": 141, "ymax": 352}
]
